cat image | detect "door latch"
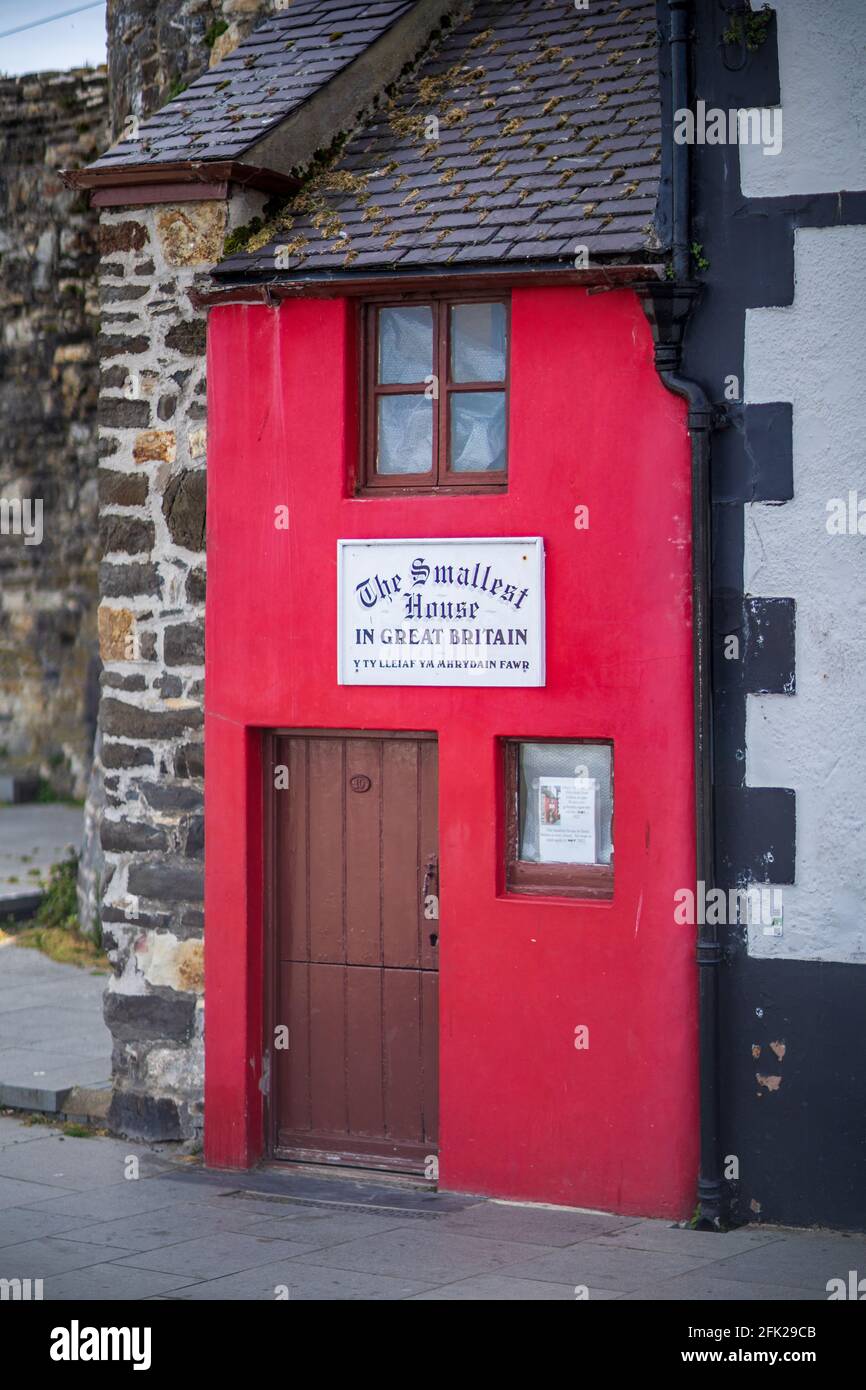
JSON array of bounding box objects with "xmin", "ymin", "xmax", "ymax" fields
[{"xmin": 422, "ymin": 854, "xmax": 439, "ymax": 923}]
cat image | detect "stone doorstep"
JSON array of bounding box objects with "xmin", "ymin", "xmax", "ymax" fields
[{"xmin": 0, "ymin": 1081, "xmax": 112, "ymax": 1119}]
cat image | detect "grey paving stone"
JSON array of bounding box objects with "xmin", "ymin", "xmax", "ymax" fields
[
  {"xmin": 0, "ymin": 806, "xmax": 82, "ymax": 900},
  {"xmin": 0, "ymin": 1174, "xmax": 77, "ymax": 1210},
  {"xmin": 0, "ymin": 1053, "xmax": 110, "ymax": 1110},
  {"xmin": 706, "ymin": 1236, "xmax": 866, "ymax": 1294},
  {"xmin": 110, "ymin": 1230, "xmax": 315, "ymax": 1279},
  {"xmin": 0, "ymin": 944, "xmax": 96, "ymax": 987},
  {"xmin": 0, "ymin": 920, "xmax": 110, "ymax": 1109},
  {"xmin": 0, "ymin": 1133, "xmax": 163, "ymax": 1189},
  {"xmin": 242, "ymin": 1208, "xmax": 420, "ymax": 1247},
  {"xmin": 0, "ymin": 1005, "xmax": 107, "ymax": 1049},
  {"xmin": 408, "ymin": 1273, "xmax": 615, "ymax": 1300},
  {"xmin": 163, "ymin": 1259, "xmax": 430, "ymax": 1300},
  {"xmin": 505, "ymin": 1241, "xmax": 716, "ymax": 1293},
  {"xmin": 434, "ymin": 1201, "xmax": 641, "ymax": 1247},
  {"xmin": 590, "ymin": 1220, "xmax": 786, "ymax": 1258},
  {"xmin": 0, "ymin": 1235, "xmax": 132, "ymax": 1278},
  {"xmin": 16, "ymin": 1174, "xmax": 234, "ymax": 1222},
  {"xmin": 44, "ymin": 1263, "xmax": 206, "ymax": 1301},
  {"xmin": 69, "ymin": 1202, "xmax": 314, "ymax": 1252},
  {"xmin": 0, "ymin": 1115, "xmax": 67, "ymax": 1145},
  {"xmin": 620, "ymin": 1271, "xmax": 819, "ymax": 1301},
  {"xmin": 296, "ymin": 1226, "xmax": 549, "ymax": 1283},
  {"xmin": 0, "ymin": 1204, "xmax": 89, "ymax": 1247}
]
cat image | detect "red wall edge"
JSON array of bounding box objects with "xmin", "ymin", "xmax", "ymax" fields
[{"xmin": 203, "ymin": 286, "xmax": 698, "ymax": 1217}]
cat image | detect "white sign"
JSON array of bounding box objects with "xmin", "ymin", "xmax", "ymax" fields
[
  {"xmin": 337, "ymin": 537, "xmax": 545, "ymax": 686},
  {"xmin": 537, "ymin": 777, "xmax": 597, "ymax": 865}
]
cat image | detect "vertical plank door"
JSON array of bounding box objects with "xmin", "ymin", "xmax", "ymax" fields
[{"xmin": 268, "ymin": 732, "xmax": 439, "ymax": 1173}]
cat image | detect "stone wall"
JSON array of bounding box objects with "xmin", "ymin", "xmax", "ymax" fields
[
  {"xmin": 96, "ymin": 193, "xmax": 266, "ymax": 1141},
  {"xmin": 106, "ymin": 0, "xmax": 276, "ymax": 138},
  {"xmin": 0, "ymin": 69, "xmax": 107, "ymax": 800}
]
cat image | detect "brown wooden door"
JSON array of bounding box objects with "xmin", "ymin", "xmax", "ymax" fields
[{"xmin": 267, "ymin": 731, "xmax": 439, "ymax": 1173}]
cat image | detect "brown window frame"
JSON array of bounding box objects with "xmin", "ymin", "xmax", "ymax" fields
[
  {"xmin": 503, "ymin": 739, "xmax": 615, "ymax": 901},
  {"xmin": 360, "ymin": 293, "xmax": 510, "ymax": 495}
]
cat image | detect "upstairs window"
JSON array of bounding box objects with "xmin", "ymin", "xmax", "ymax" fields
[{"xmin": 361, "ymin": 296, "xmax": 509, "ymax": 493}]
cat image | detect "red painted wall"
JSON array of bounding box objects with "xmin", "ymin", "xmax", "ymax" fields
[{"xmin": 205, "ymin": 285, "xmax": 698, "ymax": 1218}]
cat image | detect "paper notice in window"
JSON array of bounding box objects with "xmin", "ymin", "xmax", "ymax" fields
[{"xmin": 537, "ymin": 777, "xmax": 597, "ymax": 864}]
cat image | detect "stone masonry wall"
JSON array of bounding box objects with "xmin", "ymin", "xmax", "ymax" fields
[
  {"xmin": 97, "ymin": 194, "xmax": 265, "ymax": 1141},
  {"xmin": 107, "ymin": 0, "xmax": 276, "ymax": 139},
  {"xmin": 0, "ymin": 69, "xmax": 108, "ymax": 799}
]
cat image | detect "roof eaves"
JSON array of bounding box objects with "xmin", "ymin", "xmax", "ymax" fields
[
  {"xmin": 61, "ymin": 159, "xmax": 299, "ymax": 197},
  {"xmin": 193, "ymin": 257, "xmax": 666, "ymax": 306}
]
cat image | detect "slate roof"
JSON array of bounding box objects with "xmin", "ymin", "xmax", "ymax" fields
[
  {"xmin": 215, "ymin": 0, "xmax": 664, "ymax": 282},
  {"xmin": 86, "ymin": 0, "xmax": 415, "ymax": 172}
]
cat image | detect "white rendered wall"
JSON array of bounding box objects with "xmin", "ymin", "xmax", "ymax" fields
[
  {"xmin": 739, "ymin": 0, "xmax": 866, "ymax": 196},
  {"xmin": 740, "ymin": 1, "xmax": 866, "ymax": 962},
  {"xmin": 744, "ymin": 227, "xmax": 866, "ymax": 963}
]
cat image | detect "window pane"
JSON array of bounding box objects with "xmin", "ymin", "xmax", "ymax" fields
[
  {"xmin": 451, "ymin": 302, "xmax": 507, "ymax": 382},
  {"xmin": 376, "ymin": 394, "xmax": 432, "ymax": 474},
  {"xmin": 378, "ymin": 305, "xmax": 433, "ymax": 384},
  {"xmin": 449, "ymin": 391, "xmax": 506, "ymax": 473},
  {"xmin": 518, "ymin": 742, "xmax": 613, "ymax": 866}
]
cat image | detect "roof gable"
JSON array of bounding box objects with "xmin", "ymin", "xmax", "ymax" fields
[{"xmin": 85, "ymin": 1, "xmax": 421, "ymax": 175}]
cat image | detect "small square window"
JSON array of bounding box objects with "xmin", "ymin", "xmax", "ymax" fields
[
  {"xmin": 361, "ymin": 295, "xmax": 509, "ymax": 493},
  {"xmin": 504, "ymin": 740, "xmax": 614, "ymax": 900}
]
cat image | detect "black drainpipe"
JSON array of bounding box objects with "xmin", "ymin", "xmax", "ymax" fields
[{"xmin": 639, "ymin": 0, "xmax": 726, "ymax": 1230}]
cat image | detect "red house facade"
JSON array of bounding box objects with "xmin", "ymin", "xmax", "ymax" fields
[{"xmin": 203, "ymin": 281, "xmax": 697, "ymax": 1216}]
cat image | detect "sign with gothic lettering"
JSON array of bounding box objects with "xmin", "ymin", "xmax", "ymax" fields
[{"xmin": 337, "ymin": 537, "xmax": 545, "ymax": 686}]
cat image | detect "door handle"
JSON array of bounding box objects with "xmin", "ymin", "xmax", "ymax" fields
[{"xmin": 422, "ymin": 854, "xmax": 439, "ymax": 926}]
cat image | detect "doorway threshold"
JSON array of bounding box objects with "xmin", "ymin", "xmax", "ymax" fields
[{"xmin": 203, "ymin": 1160, "xmax": 480, "ymax": 1218}]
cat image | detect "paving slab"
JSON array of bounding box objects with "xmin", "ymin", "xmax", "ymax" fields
[
  {"xmin": 0, "ymin": 805, "xmax": 82, "ymax": 909},
  {"xmin": 293, "ymin": 1226, "xmax": 551, "ymax": 1284},
  {"xmin": 111, "ymin": 1231, "xmax": 317, "ymax": 1280},
  {"xmin": 44, "ymin": 1263, "xmax": 207, "ymax": 1302},
  {"xmin": 17, "ymin": 1177, "xmax": 241, "ymax": 1223},
  {"xmin": 620, "ymin": 1271, "xmax": 818, "ymax": 1301},
  {"xmin": 0, "ymin": 1234, "xmax": 132, "ymax": 1278},
  {"xmin": 706, "ymin": 1235, "xmax": 866, "ymax": 1294},
  {"xmin": 67, "ymin": 1202, "xmax": 324, "ymax": 1253},
  {"xmin": 434, "ymin": 1200, "xmax": 641, "ymax": 1246},
  {"xmin": 408, "ymin": 1273, "xmax": 613, "ymax": 1300},
  {"xmin": 240, "ymin": 1207, "xmax": 423, "ymax": 1248},
  {"xmin": 0, "ymin": 934, "xmax": 110, "ymax": 1110},
  {"xmin": 504, "ymin": 1241, "xmax": 718, "ymax": 1293},
  {"xmin": 0, "ymin": 1132, "xmax": 163, "ymax": 1190},
  {"xmin": 590, "ymin": 1219, "xmax": 786, "ymax": 1258},
  {"xmin": 162, "ymin": 1259, "xmax": 431, "ymax": 1301},
  {"xmin": 0, "ymin": 1173, "xmax": 78, "ymax": 1210},
  {"xmin": 0, "ymin": 1203, "xmax": 89, "ymax": 1247},
  {"xmin": 0, "ymin": 1114, "xmax": 68, "ymax": 1145}
]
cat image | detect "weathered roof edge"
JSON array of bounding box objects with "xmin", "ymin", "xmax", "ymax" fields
[
  {"xmin": 61, "ymin": 0, "xmax": 469, "ymax": 202},
  {"xmin": 62, "ymin": 159, "xmax": 299, "ymax": 197},
  {"xmin": 191, "ymin": 261, "xmax": 666, "ymax": 307}
]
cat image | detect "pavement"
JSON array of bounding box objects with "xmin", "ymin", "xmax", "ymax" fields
[
  {"xmin": 0, "ymin": 1113, "xmax": 862, "ymax": 1301},
  {"xmin": 0, "ymin": 941, "xmax": 111, "ymax": 1111},
  {"xmin": 0, "ymin": 804, "xmax": 83, "ymax": 916},
  {"xmin": 0, "ymin": 802, "xmax": 110, "ymax": 1111}
]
